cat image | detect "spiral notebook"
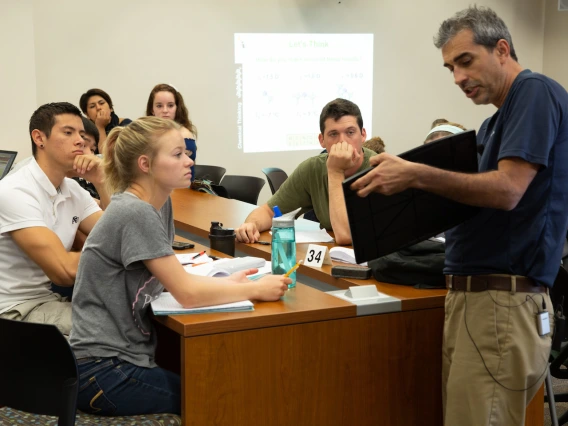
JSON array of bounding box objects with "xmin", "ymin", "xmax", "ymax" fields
[{"xmin": 151, "ymin": 292, "xmax": 253, "ymax": 315}]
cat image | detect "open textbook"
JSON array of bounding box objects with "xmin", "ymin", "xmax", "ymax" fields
[
  {"xmin": 151, "ymin": 292, "xmax": 253, "ymax": 315},
  {"xmin": 184, "ymin": 256, "xmax": 266, "ymax": 277}
]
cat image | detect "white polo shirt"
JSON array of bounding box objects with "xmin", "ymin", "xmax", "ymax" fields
[{"xmin": 0, "ymin": 158, "xmax": 100, "ymax": 313}]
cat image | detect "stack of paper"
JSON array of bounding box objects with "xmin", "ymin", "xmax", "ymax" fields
[
  {"xmin": 151, "ymin": 292, "xmax": 253, "ymax": 315},
  {"xmin": 329, "ymin": 247, "xmax": 368, "ymax": 266}
]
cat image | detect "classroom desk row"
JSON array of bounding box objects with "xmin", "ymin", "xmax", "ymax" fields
[
  {"xmin": 155, "ymin": 188, "xmax": 543, "ymax": 426},
  {"xmin": 170, "ymin": 189, "xmax": 448, "ymax": 311}
]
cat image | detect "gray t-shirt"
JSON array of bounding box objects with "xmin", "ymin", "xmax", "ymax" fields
[{"xmin": 70, "ymin": 193, "xmax": 174, "ymax": 368}]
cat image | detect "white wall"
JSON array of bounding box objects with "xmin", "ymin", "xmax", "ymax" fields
[
  {"xmin": 3, "ymin": 0, "xmax": 547, "ymax": 203},
  {"xmin": 543, "ymin": 1, "xmax": 568, "ymax": 89},
  {"xmin": 0, "ymin": 0, "xmax": 37, "ymax": 161}
]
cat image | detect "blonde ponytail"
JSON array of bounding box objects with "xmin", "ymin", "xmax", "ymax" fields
[{"xmin": 102, "ymin": 117, "xmax": 181, "ymax": 194}]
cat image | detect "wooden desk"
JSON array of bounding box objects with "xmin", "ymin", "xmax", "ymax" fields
[
  {"xmin": 168, "ymin": 191, "xmax": 544, "ymax": 425},
  {"xmin": 157, "ymin": 240, "xmax": 445, "ymax": 425},
  {"xmin": 171, "ymin": 188, "xmax": 255, "ymax": 239},
  {"xmin": 171, "ymin": 188, "xmax": 447, "ymax": 311}
]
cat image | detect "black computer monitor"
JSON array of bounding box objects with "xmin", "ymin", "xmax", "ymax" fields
[
  {"xmin": 342, "ymin": 130, "xmax": 480, "ymax": 264},
  {"xmin": 0, "ymin": 150, "xmax": 17, "ymax": 180}
]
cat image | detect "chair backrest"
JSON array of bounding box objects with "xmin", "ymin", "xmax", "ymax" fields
[
  {"xmin": 193, "ymin": 165, "xmax": 227, "ymax": 185},
  {"xmin": 0, "ymin": 319, "xmax": 78, "ymax": 426},
  {"xmin": 0, "ymin": 150, "xmax": 18, "ymax": 180},
  {"xmin": 261, "ymin": 167, "xmax": 288, "ymax": 195},
  {"xmin": 219, "ymin": 175, "xmax": 266, "ymax": 205}
]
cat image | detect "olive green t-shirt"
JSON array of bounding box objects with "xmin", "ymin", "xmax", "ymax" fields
[{"xmin": 267, "ymin": 148, "xmax": 375, "ymax": 230}]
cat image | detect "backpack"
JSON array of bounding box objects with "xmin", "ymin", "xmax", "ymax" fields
[
  {"xmin": 368, "ymin": 240, "xmax": 446, "ymax": 289},
  {"xmin": 190, "ymin": 179, "xmax": 228, "ymax": 198}
]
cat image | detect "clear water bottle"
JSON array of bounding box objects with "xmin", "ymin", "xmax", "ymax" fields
[{"xmin": 271, "ymin": 206, "xmax": 296, "ymax": 288}]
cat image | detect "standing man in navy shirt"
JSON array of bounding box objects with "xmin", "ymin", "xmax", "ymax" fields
[{"xmin": 351, "ymin": 6, "xmax": 568, "ymax": 426}]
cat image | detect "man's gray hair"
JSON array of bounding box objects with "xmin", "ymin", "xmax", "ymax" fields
[{"xmin": 434, "ymin": 5, "xmax": 518, "ymax": 62}]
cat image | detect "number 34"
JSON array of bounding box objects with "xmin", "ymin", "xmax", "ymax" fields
[{"xmin": 307, "ymin": 250, "xmax": 322, "ymax": 263}]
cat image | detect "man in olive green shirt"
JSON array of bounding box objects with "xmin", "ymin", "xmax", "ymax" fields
[{"xmin": 236, "ymin": 98, "xmax": 374, "ymax": 245}]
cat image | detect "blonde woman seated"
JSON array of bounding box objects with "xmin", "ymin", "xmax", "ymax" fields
[
  {"xmin": 424, "ymin": 118, "xmax": 467, "ymax": 143},
  {"xmin": 70, "ymin": 117, "xmax": 290, "ymax": 416}
]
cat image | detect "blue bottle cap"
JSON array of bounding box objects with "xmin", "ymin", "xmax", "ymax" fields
[{"xmin": 273, "ymin": 206, "xmax": 282, "ymax": 218}]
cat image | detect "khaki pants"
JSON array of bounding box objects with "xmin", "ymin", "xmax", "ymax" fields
[
  {"xmin": 442, "ymin": 289, "xmax": 553, "ymax": 426},
  {"xmin": 0, "ymin": 294, "xmax": 72, "ymax": 336}
]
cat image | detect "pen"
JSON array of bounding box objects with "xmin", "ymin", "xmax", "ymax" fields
[
  {"xmin": 191, "ymin": 250, "xmax": 206, "ymax": 260},
  {"xmin": 284, "ymin": 260, "xmax": 303, "ymax": 277},
  {"xmin": 255, "ymin": 241, "xmax": 270, "ymax": 246}
]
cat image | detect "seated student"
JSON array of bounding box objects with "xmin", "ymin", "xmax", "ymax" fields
[
  {"xmin": 10, "ymin": 116, "xmax": 108, "ymax": 206},
  {"xmin": 363, "ymin": 136, "xmax": 386, "ymax": 154},
  {"xmin": 79, "ymin": 88, "xmax": 132, "ymax": 151},
  {"xmin": 424, "ymin": 118, "xmax": 466, "ymax": 143},
  {"xmin": 236, "ymin": 98, "xmax": 375, "ymax": 245},
  {"xmin": 70, "ymin": 116, "xmax": 290, "ymax": 416},
  {"xmin": 304, "ymin": 135, "xmax": 383, "ymax": 223},
  {"xmin": 72, "ymin": 117, "xmax": 102, "ymax": 200},
  {"xmin": 0, "ymin": 103, "xmax": 103, "ymax": 335},
  {"xmin": 146, "ymin": 83, "xmax": 198, "ymax": 181}
]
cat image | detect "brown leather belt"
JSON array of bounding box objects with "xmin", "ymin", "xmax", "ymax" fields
[{"xmin": 445, "ymin": 274, "xmax": 546, "ymax": 293}]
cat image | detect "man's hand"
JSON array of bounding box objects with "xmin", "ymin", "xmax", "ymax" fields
[
  {"xmin": 327, "ymin": 141, "xmax": 358, "ymax": 174},
  {"xmin": 235, "ymin": 222, "xmax": 260, "ymax": 243},
  {"xmin": 73, "ymin": 154, "xmax": 104, "ymax": 185},
  {"xmin": 95, "ymin": 109, "xmax": 111, "ymax": 128},
  {"xmin": 350, "ymin": 153, "xmax": 416, "ymax": 197}
]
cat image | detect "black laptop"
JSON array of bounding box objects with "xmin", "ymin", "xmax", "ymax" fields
[
  {"xmin": 0, "ymin": 150, "xmax": 17, "ymax": 180},
  {"xmin": 342, "ymin": 130, "xmax": 480, "ymax": 264}
]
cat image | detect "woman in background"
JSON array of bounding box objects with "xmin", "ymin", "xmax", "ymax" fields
[
  {"xmin": 80, "ymin": 88, "xmax": 132, "ymax": 151},
  {"xmin": 424, "ymin": 118, "xmax": 467, "ymax": 143},
  {"xmin": 146, "ymin": 84, "xmax": 198, "ymax": 181},
  {"xmin": 70, "ymin": 117, "xmax": 289, "ymax": 416}
]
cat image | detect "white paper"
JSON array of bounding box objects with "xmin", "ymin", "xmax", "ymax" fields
[
  {"xmin": 294, "ymin": 218, "xmax": 323, "ymax": 232},
  {"xmin": 329, "ymin": 247, "xmax": 368, "ymax": 266},
  {"xmin": 175, "ymin": 253, "xmax": 214, "ymax": 265},
  {"xmin": 185, "ymin": 257, "xmax": 266, "ymax": 277},
  {"xmin": 295, "ymin": 230, "xmax": 334, "ymax": 243},
  {"xmin": 151, "ymin": 292, "xmax": 253, "ymax": 314}
]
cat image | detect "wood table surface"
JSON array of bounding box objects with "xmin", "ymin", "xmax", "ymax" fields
[{"xmin": 164, "ymin": 191, "xmax": 543, "ymax": 426}]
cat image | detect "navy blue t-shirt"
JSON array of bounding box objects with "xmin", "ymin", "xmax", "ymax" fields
[
  {"xmin": 184, "ymin": 138, "xmax": 197, "ymax": 182},
  {"xmin": 444, "ymin": 70, "xmax": 568, "ymax": 287}
]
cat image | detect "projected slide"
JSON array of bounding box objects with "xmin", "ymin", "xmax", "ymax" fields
[{"xmin": 235, "ymin": 34, "xmax": 374, "ymax": 153}]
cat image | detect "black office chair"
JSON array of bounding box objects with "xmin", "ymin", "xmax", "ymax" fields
[
  {"xmin": 0, "ymin": 318, "xmax": 181, "ymax": 425},
  {"xmin": 219, "ymin": 175, "xmax": 266, "ymax": 205},
  {"xmin": 261, "ymin": 167, "xmax": 288, "ymax": 195},
  {"xmin": 545, "ymin": 265, "xmax": 568, "ymax": 426},
  {"xmin": 0, "ymin": 318, "xmax": 79, "ymax": 425},
  {"xmin": 193, "ymin": 165, "xmax": 226, "ymax": 184}
]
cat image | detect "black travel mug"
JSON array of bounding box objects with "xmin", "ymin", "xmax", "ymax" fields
[{"xmin": 209, "ymin": 221, "xmax": 236, "ymax": 256}]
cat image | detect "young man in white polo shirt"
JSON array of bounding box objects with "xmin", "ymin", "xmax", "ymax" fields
[{"xmin": 0, "ymin": 102, "xmax": 104, "ymax": 335}]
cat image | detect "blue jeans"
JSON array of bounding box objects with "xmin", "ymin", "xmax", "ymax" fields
[{"xmin": 76, "ymin": 357, "xmax": 181, "ymax": 416}]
